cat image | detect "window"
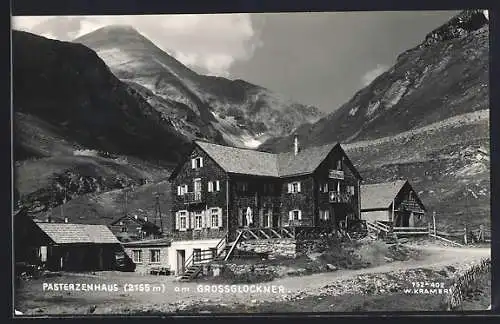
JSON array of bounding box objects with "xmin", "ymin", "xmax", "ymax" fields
[
  {"xmin": 348, "ymin": 185, "xmax": 355, "ymax": 195},
  {"xmin": 150, "ymin": 249, "xmax": 161, "ymax": 263},
  {"xmin": 333, "ymin": 180, "xmax": 341, "ymax": 193},
  {"xmin": 320, "ymin": 210, "xmax": 330, "ymax": 220},
  {"xmin": 320, "ymin": 183, "xmax": 328, "ymax": 193},
  {"xmin": 210, "ymin": 248, "xmax": 217, "ymax": 259},
  {"xmin": 337, "ymin": 158, "xmax": 342, "ymax": 170},
  {"xmin": 193, "ymin": 249, "xmax": 201, "ymax": 262},
  {"xmin": 132, "ymin": 250, "xmax": 142, "ymax": 263},
  {"xmin": 288, "ymin": 181, "xmax": 301, "ymax": 193},
  {"xmin": 121, "ymin": 226, "xmax": 127, "ymax": 232},
  {"xmin": 238, "ymin": 207, "xmax": 252, "ymax": 227},
  {"xmin": 208, "ymin": 180, "xmax": 220, "ymax": 192},
  {"xmin": 194, "ymin": 179, "xmax": 202, "ymax": 192},
  {"xmin": 265, "ymin": 209, "xmax": 273, "ymax": 227},
  {"xmin": 194, "ymin": 212, "xmax": 203, "ymax": 230},
  {"xmin": 177, "ymin": 211, "xmax": 188, "ymax": 231},
  {"xmin": 178, "ymin": 185, "xmax": 188, "ymax": 196},
  {"xmin": 191, "ymin": 157, "xmax": 203, "ymax": 169},
  {"xmin": 288, "ymin": 209, "xmax": 302, "ymax": 222},
  {"xmin": 211, "ymin": 208, "xmax": 220, "ymax": 228}
]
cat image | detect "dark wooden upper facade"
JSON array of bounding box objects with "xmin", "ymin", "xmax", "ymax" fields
[{"xmin": 169, "ymin": 141, "xmax": 362, "ymax": 241}]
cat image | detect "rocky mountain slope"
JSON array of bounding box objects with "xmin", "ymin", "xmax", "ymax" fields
[
  {"xmin": 74, "ymin": 25, "xmax": 324, "ymax": 148},
  {"xmin": 13, "ymin": 30, "xmax": 188, "ymax": 214},
  {"xmin": 261, "ymin": 10, "xmax": 490, "ymax": 230}
]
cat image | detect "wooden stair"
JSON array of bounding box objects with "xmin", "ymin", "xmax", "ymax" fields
[
  {"xmin": 179, "ymin": 264, "xmax": 203, "ymax": 281},
  {"xmin": 178, "ymin": 232, "xmax": 244, "ymax": 282},
  {"xmin": 214, "ymin": 244, "xmax": 233, "ymax": 261}
]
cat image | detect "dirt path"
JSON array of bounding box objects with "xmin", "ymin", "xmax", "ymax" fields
[
  {"xmin": 167, "ymin": 245, "xmax": 490, "ymax": 304},
  {"xmin": 16, "ymin": 245, "xmax": 490, "ymax": 315}
]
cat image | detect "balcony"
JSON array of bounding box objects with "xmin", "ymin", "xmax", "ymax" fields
[
  {"xmin": 328, "ymin": 169, "xmax": 344, "ymax": 179},
  {"xmin": 183, "ymin": 191, "xmax": 203, "ymax": 204},
  {"xmin": 329, "ymin": 191, "xmax": 352, "ymax": 203}
]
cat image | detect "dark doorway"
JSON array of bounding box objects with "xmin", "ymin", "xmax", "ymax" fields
[
  {"xmin": 402, "ymin": 211, "xmax": 410, "ymax": 227},
  {"xmin": 176, "ymin": 250, "xmax": 185, "ymax": 275}
]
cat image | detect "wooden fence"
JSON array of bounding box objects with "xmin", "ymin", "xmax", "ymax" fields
[
  {"xmin": 432, "ymin": 225, "xmax": 491, "ymax": 245},
  {"xmin": 444, "ymin": 258, "xmax": 491, "ymax": 310}
]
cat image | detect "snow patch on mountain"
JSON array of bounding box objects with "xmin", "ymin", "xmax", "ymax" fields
[
  {"xmin": 366, "ymin": 101, "xmax": 381, "ymax": 117},
  {"xmin": 95, "ymin": 48, "xmax": 137, "ymax": 68},
  {"xmin": 382, "ymin": 79, "xmax": 410, "ymax": 108},
  {"xmin": 349, "ymin": 106, "xmax": 359, "ymax": 117}
]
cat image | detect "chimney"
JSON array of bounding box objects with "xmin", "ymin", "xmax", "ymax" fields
[
  {"xmin": 64, "ymin": 217, "xmax": 69, "ymax": 223},
  {"xmin": 294, "ymin": 134, "xmax": 299, "ymax": 155}
]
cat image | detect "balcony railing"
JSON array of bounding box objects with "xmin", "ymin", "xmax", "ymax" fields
[
  {"xmin": 329, "ymin": 191, "xmax": 352, "ymax": 203},
  {"xmin": 183, "ymin": 191, "xmax": 202, "ymax": 204},
  {"xmin": 328, "ymin": 169, "xmax": 344, "ymax": 179}
]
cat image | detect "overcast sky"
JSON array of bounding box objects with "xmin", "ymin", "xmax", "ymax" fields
[{"xmin": 13, "ymin": 11, "xmax": 459, "ymax": 112}]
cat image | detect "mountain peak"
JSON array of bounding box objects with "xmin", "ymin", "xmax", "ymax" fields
[
  {"xmin": 422, "ymin": 10, "xmax": 488, "ymax": 46},
  {"xmin": 94, "ymin": 24, "xmax": 139, "ymax": 33},
  {"xmin": 74, "ymin": 24, "xmax": 144, "ymax": 43}
]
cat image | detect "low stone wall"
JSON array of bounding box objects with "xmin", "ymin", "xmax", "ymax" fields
[
  {"xmin": 235, "ymin": 238, "xmax": 335, "ymax": 259},
  {"xmin": 236, "ymin": 239, "xmax": 297, "ymax": 258}
]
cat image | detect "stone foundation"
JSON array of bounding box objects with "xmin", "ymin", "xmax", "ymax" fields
[
  {"xmin": 235, "ymin": 238, "xmax": 335, "ymax": 259},
  {"xmin": 236, "ymin": 239, "xmax": 297, "ymax": 258}
]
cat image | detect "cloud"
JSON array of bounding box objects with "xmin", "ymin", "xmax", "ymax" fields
[
  {"xmin": 12, "ymin": 14, "xmax": 263, "ymax": 77},
  {"xmin": 361, "ymin": 64, "xmax": 389, "ymax": 86}
]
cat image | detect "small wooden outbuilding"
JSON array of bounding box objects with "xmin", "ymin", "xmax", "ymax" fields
[
  {"xmin": 15, "ymin": 211, "xmax": 122, "ymax": 271},
  {"xmin": 360, "ymin": 180, "xmax": 426, "ymax": 227}
]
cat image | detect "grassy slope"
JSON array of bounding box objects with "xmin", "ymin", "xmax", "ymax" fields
[
  {"xmin": 44, "ymin": 181, "xmax": 172, "ymax": 229},
  {"xmin": 343, "ymin": 113, "xmax": 489, "ymax": 231},
  {"xmin": 13, "ymin": 31, "xmax": 183, "ymax": 216}
]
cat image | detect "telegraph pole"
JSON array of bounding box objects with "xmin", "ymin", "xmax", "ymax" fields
[
  {"xmin": 154, "ymin": 192, "xmax": 164, "ymax": 234},
  {"xmin": 123, "ymin": 187, "xmax": 132, "ymax": 217}
]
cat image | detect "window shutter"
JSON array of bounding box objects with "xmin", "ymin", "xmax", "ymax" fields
[
  {"xmin": 326, "ymin": 210, "xmax": 330, "ymax": 220},
  {"xmin": 218, "ymin": 208, "xmax": 223, "ymax": 228},
  {"xmin": 208, "ymin": 182, "xmax": 213, "ymax": 192},
  {"xmin": 297, "ymin": 182, "xmax": 301, "ymax": 193},
  {"xmin": 175, "ymin": 212, "xmax": 180, "ymax": 230},
  {"xmin": 201, "ymin": 211, "xmax": 206, "ymax": 228},
  {"xmin": 208, "ymin": 209, "xmax": 213, "ymax": 228},
  {"xmin": 189, "ymin": 212, "xmax": 194, "ymax": 229},
  {"xmin": 200, "ymin": 158, "xmax": 204, "ymax": 167},
  {"xmin": 216, "ymin": 180, "xmax": 220, "ymax": 191},
  {"xmin": 298, "ymin": 210, "xmax": 302, "ymax": 220},
  {"xmin": 184, "ymin": 184, "xmax": 188, "ymax": 193},
  {"xmin": 259, "ymin": 209, "xmax": 264, "ymax": 228},
  {"xmin": 191, "ymin": 159, "xmax": 196, "ymax": 169},
  {"xmin": 287, "ymin": 183, "xmax": 292, "ymax": 193},
  {"xmin": 288, "ymin": 211, "xmax": 293, "ymax": 221},
  {"xmin": 177, "ymin": 186, "xmax": 181, "ymax": 196}
]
